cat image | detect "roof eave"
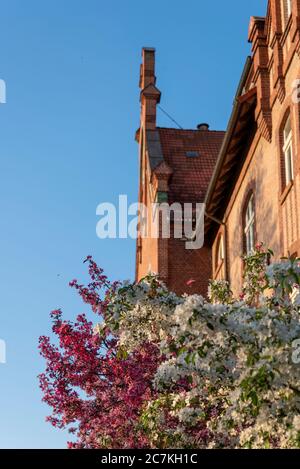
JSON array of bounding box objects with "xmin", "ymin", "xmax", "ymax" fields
[{"xmin": 204, "ymin": 56, "xmax": 253, "ymax": 212}]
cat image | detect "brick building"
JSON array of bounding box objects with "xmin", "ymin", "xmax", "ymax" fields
[
  {"xmin": 135, "ymin": 48, "xmax": 224, "ymax": 295},
  {"xmin": 206, "ymin": 0, "xmax": 300, "ymax": 295},
  {"xmin": 136, "ymin": 0, "xmax": 300, "ymax": 297}
]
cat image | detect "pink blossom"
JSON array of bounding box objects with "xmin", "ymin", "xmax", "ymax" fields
[{"xmin": 39, "ymin": 257, "xmax": 160, "ymax": 448}]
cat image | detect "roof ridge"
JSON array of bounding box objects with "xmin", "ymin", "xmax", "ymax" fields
[{"xmin": 157, "ymin": 126, "xmax": 225, "ymax": 133}]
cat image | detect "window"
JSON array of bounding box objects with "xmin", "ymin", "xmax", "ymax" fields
[
  {"xmin": 137, "ymin": 237, "xmax": 142, "ymax": 264},
  {"xmin": 283, "ymin": 0, "xmax": 292, "ymax": 26},
  {"xmin": 244, "ymin": 195, "xmax": 255, "ymax": 255},
  {"xmin": 156, "ymin": 191, "xmax": 168, "ymax": 203},
  {"xmin": 291, "ymin": 285, "xmax": 300, "ymax": 304},
  {"xmin": 287, "ymin": 0, "xmax": 292, "ymax": 19},
  {"xmin": 283, "ymin": 115, "xmax": 294, "ymax": 186},
  {"xmin": 216, "ymin": 235, "xmax": 224, "ymax": 269},
  {"xmin": 186, "ymin": 151, "xmax": 199, "ymax": 158}
]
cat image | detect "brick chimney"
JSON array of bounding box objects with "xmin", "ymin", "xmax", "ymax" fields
[{"xmin": 139, "ymin": 48, "xmax": 161, "ymax": 130}]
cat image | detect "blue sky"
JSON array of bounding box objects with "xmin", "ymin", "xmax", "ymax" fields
[{"xmin": 0, "ymin": 0, "xmax": 266, "ymax": 449}]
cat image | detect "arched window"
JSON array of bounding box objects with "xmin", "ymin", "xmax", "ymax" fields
[
  {"xmin": 282, "ymin": 0, "xmax": 292, "ymax": 26},
  {"xmin": 244, "ymin": 194, "xmax": 255, "ymax": 255},
  {"xmin": 283, "ymin": 114, "xmax": 294, "ymax": 186}
]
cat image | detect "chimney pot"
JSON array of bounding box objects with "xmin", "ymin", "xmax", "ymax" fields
[{"xmin": 197, "ymin": 123, "xmax": 210, "ymax": 131}]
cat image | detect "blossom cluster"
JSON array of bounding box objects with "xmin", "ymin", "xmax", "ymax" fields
[{"xmin": 39, "ymin": 248, "xmax": 300, "ymax": 448}]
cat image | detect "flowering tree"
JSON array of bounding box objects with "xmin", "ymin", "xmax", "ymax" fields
[
  {"xmin": 39, "ymin": 248, "xmax": 300, "ymax": 448},
  {"xmin": 39, "ymin": 258, "xmax": 160, "ymax": 448}
]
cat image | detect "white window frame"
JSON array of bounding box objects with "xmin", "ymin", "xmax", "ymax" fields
[
  {"xmin": 244, "ymin": 195, "xmax": 255, "ymax": 255},
  {"xmin": 283, "ymin": 116, "xmax": 294, "ymax": 186}
]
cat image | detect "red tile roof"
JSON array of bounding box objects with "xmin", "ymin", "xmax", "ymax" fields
[{"xmin": 158, "ymin": 127, "xmax": 225, "ymax": 204}]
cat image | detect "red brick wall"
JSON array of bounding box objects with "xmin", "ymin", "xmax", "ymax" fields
[
  {"xmin": 211, "ymin": 2, "xmax": 300, "ymax": 295},
  {"xmin": 167, "ymin": 236, "xmax": 212, "ymax": 296}
]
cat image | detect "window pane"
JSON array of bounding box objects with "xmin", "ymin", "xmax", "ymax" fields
[
  {"xmin": 219, "ymin": 237, "xmax": 223, "ymax": 261},
  {"xmin": 284, "ymin": 0, "xmax": 292, "ymax": 25},
  {"xmin": 250, "ymin": 223, "xmax": 254, "ymax": 253},
  {"xmin": 285, "ymin": 146, "xmax": 293, "ymax": 184},
  {"xmin": 287, "ymin": 0, "xmax": 292, "ymax": 17},
  {"xmin": 283, "ymin": 115, "xmax": 293, "ymax": 186},
  {"xmin": 244, "ymin": 196, "xmax": 255, "ymax": 254},
  {"xmin": 284, "ymin": 116, "xmax": 291, "ymax": 142},
  {"xmin": 246, "ymin": 231, "xmax": 251, "ymax": 255}
]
